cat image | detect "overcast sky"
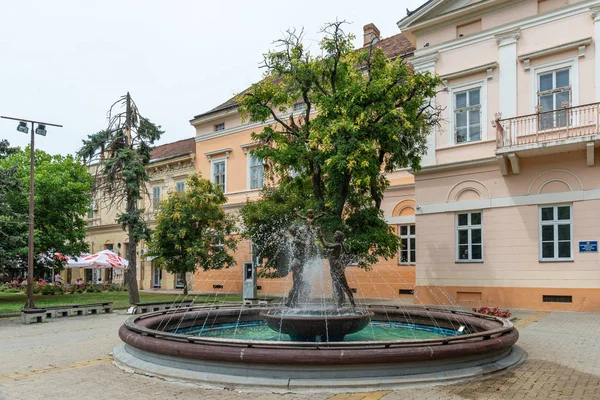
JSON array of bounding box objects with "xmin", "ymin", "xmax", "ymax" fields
[{"xmin": 0, "ymin": 0, "xmax": 425, "ymax": 156}]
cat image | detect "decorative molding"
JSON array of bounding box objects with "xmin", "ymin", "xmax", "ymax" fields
[
  {"xmin": 590, "ymin": 6, "xmax": 600, "ymax": 21},
  {"xmin": 527, "ymin": 169, "xmax": 583, "ymax": 195},
  {"xmin": 240, "ymin": 141, "xmax": 261, "ymax": 154},
  {"xmin": 411, "ymin": 1, "xmax": 594, "ymax": 56},
  {"xmin": 519, "ymin": 38, "xmax": 592, "ymax": 70},
  {"xmin": 415, "ymin": 156, "xmax": 497, "ymax": 175},
  {"xmin": 446, "ymin": 179, "xmax": 492, "ymax": 202},
  {"xmin": 416, "ymin": 188, "xmax": 600, "ymax": 216},
  {"xmin": 204, "ymin": 148, "xmax": 232, "ymax": 160},
  {"xmin": 410, "ymin": 52, "xmax": 439, "ymax": 72},
  {"xmin": 440, "ymin": 62, "xmax": 497, "ymax": 86},
  {"xmin": 385, "ymin": 216, "xmax": 416, "ymax": 225},
  {"xmin": 494, "ymin": 28, "xmax": 520, "ymax": 46}
]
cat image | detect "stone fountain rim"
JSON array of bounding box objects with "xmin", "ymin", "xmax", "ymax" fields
[{"xmin": 119, "ymin": 305, "xmax": 518, "ymax": 362}]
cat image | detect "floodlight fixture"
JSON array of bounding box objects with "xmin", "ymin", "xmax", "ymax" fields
[{"xmin": 17, "ymin": 121, "xmax": 29, "ymax": 133}]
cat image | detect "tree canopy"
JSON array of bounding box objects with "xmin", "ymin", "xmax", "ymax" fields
[
  {"xmin": 147, "ymin": 174, "xmax": 238, "ymax": 294},
  {"xmin": 0, "ymin": 142, "xmax": 93, "ymax": 276},
  {"xmin": 78, "ymin": 93, "xmax": 164, "ymax": 303},
  {"xmin": 237, "ymin": 22, "xmax": 441, "ymax": 274}
]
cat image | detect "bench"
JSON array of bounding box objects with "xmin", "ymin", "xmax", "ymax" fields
[
  {"xmin": 243, "ymin": 297, "xmax": 275, "ymax": 306},
  {"xmin": 133, "ymin": 300, "xmax": 194, "ymax": 314},
  {"xmin": 21, "ymin": 308, "xmax": 47, "ymax": 324},
  {"xmin": 20, "ymin": 302, "xmax": 113, "ymax": 324}
]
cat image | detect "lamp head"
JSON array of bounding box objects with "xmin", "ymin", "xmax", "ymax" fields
[{"xmin": 17, "ymin": 121, "xmax": 29, "ymax": 134}]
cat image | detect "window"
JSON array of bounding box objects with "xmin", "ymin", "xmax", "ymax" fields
[
  {"xmin": 538, "ymin": 68, "xmax": 571, "ymax": 130},
  {"xmin": 175, "ymin": 273, "xmax": 185, "ymax": 288},
  {"xmin": 293, "ymin": 102, "xmax": 306, "ymax": 112},
  {"xmin": 540, "ymin": 205, "xmax": 572, "ymax": 261},
  {"xmin": 454, "ymin": 88, "xmax": 481, "ymax": 143},
  {"xmin": 152, "ymin": 186, "xmax": 161, "ymax": 210},
  {"xmin": 87, "ymin": 199, "xmax": 95, "ymax": 219},
  {"xmin": 176, "ymin": 181, "xmax": 185, "ymax": 193},
  {"xmin": 214, "ymin": 123, "xmax": 225, "ymax": 132},
  {"xmin": 212, "ymin": 159, "xmax": 226, "ymax": 192},
  {"xmin": 456, "ymin": 212, "xmax": 482, "ymax": 261},
  {"xmin": 249, "ymin": 155, "xmax": 264, "ymax": 189},
  {"xmin": 398, "ymin": 225, "xmax": 416, "ymax": 265}
]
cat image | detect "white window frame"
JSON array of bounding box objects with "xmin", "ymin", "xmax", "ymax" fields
[
  {"xmin": 152, "ymin": 186, "xmax": 161, "ymax": 210},
  {"xmin": 175, "ymin": 181, "xmax": 185, "ymax": 193},
  {"xmin": 398, "ymin": 224, "xmax": 416, "ymax": 266},
  {"xmin": 210, "ymin": 157, "xmax": 227, "ymax": 193},
  {"xmin": 247, "ymin": 154, "xmax": 264, "ymax": 190},
  {"xmin": 293, "ymin": 102, "xmax": 306, "ymax": 112},
  {"xmin": 530, "ymin": 57, "xmax": 579, "ymax": 114},
  {"xmin": 539, "ymin": 204, "xmax": 573, "ymax": 262},
  {"xmin": 448, "ymin": 79, "xmax": 487, "ymax": 145},
  {"xmin": 456, "ymin": 211, "xmax": 483, "ymax": 262},
  {"xmin": 87, "ymin": 198, "xmax": 95, "ymax": 219},
  {"xmin": 214, "ymin": 123, "xmax": 225, "ymax": 132}
]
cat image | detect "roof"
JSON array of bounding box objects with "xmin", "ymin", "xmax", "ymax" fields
[
  {"xmin": 149, "ymin": 137, "xmax": 195, "ymax": 162},
  {"xmin": 193, "ymin": 33, "xmax": 415, "ymax": 120}
]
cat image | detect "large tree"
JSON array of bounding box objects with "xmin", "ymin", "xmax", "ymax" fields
[
  {"xmin": 147, "ymin": 174, "xmax": 238, "ymax": 295},
  {"xmin": 0, "ymin": 143, "xmax": 93, "ymax": 276},
  {"xmin": 79, "ymin": 93, "xmax": 164, "ymax": 303},
  {"xmin": 238, "ymin": 22, "xmax": 441, "ymax": 275},
  {"xmin": 0, "ymin": 140, "xmax": 25, "ymax": 274}
]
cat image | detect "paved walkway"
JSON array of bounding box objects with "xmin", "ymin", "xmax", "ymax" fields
[{"xmin": 1, "ymin": 310, "xmax": 600, "ymax": 399}]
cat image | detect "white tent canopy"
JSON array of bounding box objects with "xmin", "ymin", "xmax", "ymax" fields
[{"xmin": 63, "ymin": 250, "xmax": 128, "ymax": 269}]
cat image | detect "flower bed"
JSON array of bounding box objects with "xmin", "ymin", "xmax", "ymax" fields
[{"xmin": 472, "ymin": 306, "xmax": 511, "ymax": 318}]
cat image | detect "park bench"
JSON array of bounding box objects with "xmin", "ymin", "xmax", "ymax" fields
[
  {"xmin": 243, "ymin": 297, "xmax": 276, "ymax": 306},
  {"xmin": 133, "ymin": 300, "xmax": 194, "ymax": 314},
  {"xmin": 20, "ymin": 302, "xmax": 113, "ymax": 324}
]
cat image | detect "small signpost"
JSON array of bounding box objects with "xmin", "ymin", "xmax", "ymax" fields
[{"xmin": 578, "ymin": 241, "xmax": 598, "ymax": 253}]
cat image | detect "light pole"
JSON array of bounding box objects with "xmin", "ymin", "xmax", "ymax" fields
[{"xmin": 1, "ymin": 115, "xmax": 62, "ymax": 308}]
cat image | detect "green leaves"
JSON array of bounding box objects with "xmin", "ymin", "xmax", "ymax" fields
[
  {"xmin": 238, "ymin": 22, "xmax": 441, "ymax": 271},
  {"xmin": 0, "ymin": 143, "xmax": 93, "ymax": 275},
  {"xmin": 147, "ymin": 174, "xmax": 238, "ymax": 282}
]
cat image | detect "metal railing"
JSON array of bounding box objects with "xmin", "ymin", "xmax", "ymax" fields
[{"xmin": 494, "ymin": 102, "xmax": 600, "ymax": 149}]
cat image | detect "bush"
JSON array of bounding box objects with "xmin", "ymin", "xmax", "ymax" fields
[
  {"xmin": 0, "ymin": 284, "xmax": 22, "ymax": 293},
  {"xmin": 41, "ymin": 284, "xmax": 65, "ymax": 296},
  {"xmin": 472, "ymin": 306, "xmax": 511, "ymax": 318},
  {"xmin": 85, "ymin": 284, "xmax": 102, "ymax": 293},
  {"xmin": 108, "ymin": 283, "xmax": 126, "ymax": 292}
]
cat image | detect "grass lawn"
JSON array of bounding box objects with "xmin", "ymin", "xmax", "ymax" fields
[{"xmin": 0, "ymin": 291, "xmax": 242, "ymax": 314}]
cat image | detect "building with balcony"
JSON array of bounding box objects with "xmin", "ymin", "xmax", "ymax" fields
[
  {"xmin": 191, "ymin": 0, "xmax": 600, "ymax": 311},
  {"xmin": 72, "ymin": 138, "xmax": 197, "ymax": 291},
  {"xmin": 400, "ymin": 0, "xmax": 600, "ymax": 311}
]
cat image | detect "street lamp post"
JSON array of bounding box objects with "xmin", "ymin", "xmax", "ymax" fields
[{"xmin": 1, "ymin": 116, "xmax": 62, "ymax": 309}]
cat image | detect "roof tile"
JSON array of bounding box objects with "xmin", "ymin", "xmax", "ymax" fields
[{"xmin": 150, "ymin": 137, "xmax": 195, "ymax": 161}]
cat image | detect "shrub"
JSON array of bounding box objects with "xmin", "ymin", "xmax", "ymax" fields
[
  {"xmin": 41, "ymin": 284, "xmax": 65, "ymax": 296},
  {"xmin": 85, "ymin": 284, "xmax": 102, "ymax": 293},
  {"xmin": 108, "ymin": 283, "xmax": 126, "ymax": 292},
  {"xmin": 472, "ymin": 306, "xmax": 511, "ymax": 318},
  {"xmin": 0, "ymin": 284, "xmax": 22, "ymax": 293}
]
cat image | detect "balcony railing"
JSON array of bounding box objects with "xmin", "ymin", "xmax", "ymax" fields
[{"xmin": 494, "ymin": 102, "xmax": 600, "ymax": 150}]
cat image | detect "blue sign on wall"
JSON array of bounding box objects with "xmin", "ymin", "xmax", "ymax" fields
[{"xmin": 579, "ymin": 241, "xmax": 598, "ymax": 253}]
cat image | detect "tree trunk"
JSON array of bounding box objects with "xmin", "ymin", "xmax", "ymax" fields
[
  {"xmin": 183, "ymin": 273, "xmax": 188, "ymax": 296},
  {"xmin": 125, "ymin": 196, "xmax": 140, "ymax": 304}
]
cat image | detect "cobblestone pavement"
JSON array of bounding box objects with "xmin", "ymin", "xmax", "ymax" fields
[{"xmin": 1, "ymin": 309, "xmax": 600, "ymax": 400}]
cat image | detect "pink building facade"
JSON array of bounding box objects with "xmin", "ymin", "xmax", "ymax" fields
[
  {"xmin": 191, "ymin": 0, "xmax": 600, "ymax": 311},
  {"xmin": 401, "ymin": 0, "xmax": 600, "ymax": 311}
]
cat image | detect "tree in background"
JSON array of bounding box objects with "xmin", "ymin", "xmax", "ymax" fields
[
  {"xmin": 79, "ymin": 93, "xmax": 164, "ymax": 303},
  {"xmin": 238, "ymin": 22, "xmax": 441, "ymax": 275},
  {"xmin": 0, "ymin": 143, "xmax": 93, "ymax": 276},
  {"xmin": 0, "ymin": 140, "xmax": 26, "ymax": 275},
  {"xmin": 147, "ymin": 174, "xmax": 237, "ymax": 295}
]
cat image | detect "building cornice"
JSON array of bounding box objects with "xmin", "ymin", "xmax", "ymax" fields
[
  {"xmin": 414, "ymin": 157, "xmax": 498, "ymax": 175},
  {"xmin": 411, "ymin": 0, "xmax": 598, "ymax": 57},
  {"xmin": 519, "ymin": 37, "xmax": 592, "ymax": 70}
]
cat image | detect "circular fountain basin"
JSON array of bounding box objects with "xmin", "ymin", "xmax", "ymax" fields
[
  {"xmin": 260, "ymin": 308, "xmax": 373, "ymax": 341},
  {"xmin": 114, "ymin": 305, "xmax": 523, "ymax": 391}
]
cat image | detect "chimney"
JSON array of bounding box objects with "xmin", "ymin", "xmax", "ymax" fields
[{"xmin": 363, "ymin": 23, "xmax": 381, "ymax": 46}]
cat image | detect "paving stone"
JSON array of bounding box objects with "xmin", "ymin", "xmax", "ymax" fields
[{"xmin": 1, "ymin": 310, "xmax": 600, "ymax": 399}]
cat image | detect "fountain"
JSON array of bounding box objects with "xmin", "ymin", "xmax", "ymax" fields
[{"xmin": 114, "ymin": 210, "xmax": 523, "ymax": 390}]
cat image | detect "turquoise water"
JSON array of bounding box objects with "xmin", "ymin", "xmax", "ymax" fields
[{"xmin": 176, "ymin": 321, "xmax": 458, "ymax": 342}]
